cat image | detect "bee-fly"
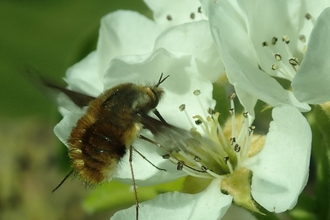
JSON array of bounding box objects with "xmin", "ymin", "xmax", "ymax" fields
[{"xmin": 28, "ymin": 68, "xmax": 169, "ymax": 220}]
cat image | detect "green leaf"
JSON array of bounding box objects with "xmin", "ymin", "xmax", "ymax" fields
[
  {"xmin": 308, "ymin": 105, "xmax": 330, "ymax": 219},
  {"xmin": 83, "ymin": 177, "xmax": 185, "ymax": 213}
]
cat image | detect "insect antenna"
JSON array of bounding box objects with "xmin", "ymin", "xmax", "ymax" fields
[
  {"xmin": 52, "ymin": 169, "xmax": 74, "ymax": 193},
  {"xmin": 155, "ymin": 73, "xmax": 170, "ymax": 87}
]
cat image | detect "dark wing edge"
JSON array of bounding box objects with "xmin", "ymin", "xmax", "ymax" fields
[{"xmin": 24, "ymin": 66, "xmax": 95, "ymax": 108}]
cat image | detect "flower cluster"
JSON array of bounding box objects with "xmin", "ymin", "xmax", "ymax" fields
[{"xmin": 53, "ymin": 0, "xmax": 330, "ymax": 219}]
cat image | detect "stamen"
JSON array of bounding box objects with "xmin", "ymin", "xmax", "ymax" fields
[
  {"xmin": 166, "ymin": 15, "xmax": 172, "ymax": 21},
  {"xmin": 193, "ymin": 90, "xmax": 208, "ymax": 119},
  {"xmin": 179, "ymin": 104, "xmax": 186, "ymax": 111},
  {"xmin": 271, "ymin": 64, "xmax": 279, "ymax": 70},
  {"xmin": 304, "ymin": 12, "xmax": 316, "ymax": 25},
  {"xmin": 201, "ymin": 165, "xmax": 208, "ymax": 171},
  {"xmin": 274, "ymin": 53, "xmax": 282, "ymax": 61},
  {"xmin": 230, "ymin": 137, "xmax": 236, "ymax": 145},
  {"xmin": 234, "ymin": 144, "xmax": 241, "ymax": 152},
  {"xmin": 195, "ymin": 119, "xmax": 203, "ymax": 125},
  {"xmin": 162, "ymin": 154, "xmax": 170, "ymax": 159},
  {"xmin": 242, "ymin": 126, "xmax": 254, "ymax": 161},
  {"xmin": 179, "ymin": 104, "xmax": 195, "ymax": 128},
  {"xmin": 194, "ymin": 156, "xmax": 201, "ymax": 162},
  {"xmin": 248, "ymin": 126, "xmax": 255, "ymax": 135},
  {"xmin": 243, "ymin": 112, "xmax": 248, "ymax": 118},
  {"xmin": 229, "ymin": 94, "xmax": 237, "ymax": 138},
  {"xmin": 190, "ymin": 12, "xmax": 195, "ymax": 19},
  {"xmin": 282, "ymin": 35, "xmax": 290, "ymax": 44},
  {"xmin": 305, "ymin": 13, "xmax": 312, "ymax": 20},
  {"xmin": 289, "ymin": 57, "xmax": 300, "ymax": 72},
  {"xmin": 177, "ymin": 161, "xmax": 184, "ymax": 170},
  {"xmin": 289, "ymin": 57, "xmax": 299, "ymax": 66},
  {"xmin": 208, "ymin": 108, "xmax": 215, "ymax": 115},
  {"xmin": 271, "ymin": 37, "xmax": 278, "ymax": 45},
  {"xmin": 194, "ymin": 90, "xmax": 201, "ymax": 95},
  {"xmin": 224, "ymin": 157, "xmax": 234, "ymax": 173},
  {"xmin": 299, "ymin": 35, "xmax": 306, "ymax": 43}
]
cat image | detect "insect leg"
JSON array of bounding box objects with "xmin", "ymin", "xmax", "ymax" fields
[
  {"xmin": 129, "ymin": 145, "xmax": 139, "ymax": 220},
  {"xmin": 132, "ymin": 146, "xmax": 166, "ymax": 171},
  {"xmin": 52, "ymin": 169, "xmax": 74, "ymax": 192}
]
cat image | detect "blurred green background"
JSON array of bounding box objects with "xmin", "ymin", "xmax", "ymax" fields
[{"xmin": 0, "ymin": 1, "xmax": 152, "ymax": 219}]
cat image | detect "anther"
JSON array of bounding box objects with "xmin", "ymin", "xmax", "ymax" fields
[
  {"xmin": 274, "ymin": 53, "xmax": 282, "ymax": 61},
  {"xmin": 224, "ymin": 156, "xmax": 230, "ymax": 163},
  {"xmin": 201, "ymin": 165, "xmax": 208, "ymax": 171},
  {"xmin": 248, "ymin": 126, "xmax": 255, "ymax": 134},
  {"xmin": 271, "ymin": 64, "xmax": 279, "ymax": 70},
  {"xmin": 166, "ymin": 15, "xmax": 172, "ymax": 21},
  {"xmin": 234, "ymin": 144, "xmax": 241, "ymax": 152},
  {"xmin": 289, "ymin": 57, "xmax": 299, "ymax": 66},
  {"xmin": 271, "ymin": 37, "xmax": 278, "ymax": 45},
  {"xmin": 229, "ymin": 108, "xmax": 234, "ymax": 115},
  {"xmin": 262, "ymin": 41, "xmax": 268, "ymax": 47},
  {"xmin": 194, "ymin": 90, "xmax": 201, "ymax": 95},
  {"xmin": 177, "ymin": 161, "xmax": 184, "ymax": 170},
  {"xmin": 179, "ymin": 104, "xmax": 186, "ymax": 111},
  {"xmin": 299, "ymin": 35, "xmax": 306, "ymax": 43},
  {"xmin": 305, "ymin": 13, "xmax": 312, "ymax": 20},
  {"xmin": 194, "ymin": 156, "xmax": 201, "ymax": 162},
  {"xmin": 243, "ymin": 112, "xmax": 248, "ymax": 118},
  {"xmin": 190, "ymin": 13, "xmax": 195, "ymax": 19},
  {"xmin": 195, "ymin": 119, "xmax": 202, "ymax": 125},
  {"xmin": 208, "ymin": 108, "xmax": 215, "ymax": 115},
  {"xmin": 198, "ymin": 6, "xmax": 202, "ymax": 13},
  {"xmin": 162, "ymin": 154, "xmax": 170, "ymax": 159},
  {"xmin": 230, "ymin": 137, "xmax": 236, "ymax": 145},
  {"xmin": 282, "ymin": 35, "xmax": 290, "ymax": 44}
]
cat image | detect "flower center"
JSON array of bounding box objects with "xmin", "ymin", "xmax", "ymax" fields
[
  {"xmin": 261, "ymin": 12, "xmax": 315, "ymax": 81},
  {"xmin": 162, "ymin": 92, "xmax": 256, "ymax": 181}
]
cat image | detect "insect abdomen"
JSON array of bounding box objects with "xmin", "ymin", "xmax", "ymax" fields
[{"xmin": 68, "ymin": 117, "xmax": 130, "ymax": 184}]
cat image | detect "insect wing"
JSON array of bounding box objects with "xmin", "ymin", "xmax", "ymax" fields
[
  {"xmin": 140, "ymin": 114, "xmax": 198, "ymax": 153},
  {"xmin": 25, "ymin": 67, "xmax": 95, "ymax": 108}
]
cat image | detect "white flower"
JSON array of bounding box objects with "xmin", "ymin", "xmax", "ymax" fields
[
  {"xmin": 200, "ymin": 0, "xmax": 330, "ymax": 113},
  {"xmin": 53, "ymin": 0, "xmax": 221, "ymax": 186},
  {"xmin": 111, "ymin": 101, "xmax": 311, "ymax": 219},
  {"xmin": 52, "ymin": 1, "xmax": 311, "ymax": 219}
]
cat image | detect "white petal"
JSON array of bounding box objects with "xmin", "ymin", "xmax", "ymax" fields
[
  {"xmin": 103, "ymin": 48, "xmax": 216, "ymax": 132},
  {"xmin": 97, "ymin": 10, "xmax": 160, "ymax": 73},
  {"xmin": 53, "ymin": 112, "xmax": 83, "ymax": 147},
  {"xmin": 246, "ymin": 105, "xmax": 311, "ymax": 212},
  {"xmin": 292, "ymin": 8, "xmax": 330, "ymax": 104},
  {"xmin": 111, "ymin": 179, "xmax": 232, "ymax": 220},
  {"xmin": 203, "ymin": 0, "xmax": 310, "ymax": 112},
  {"xmin": 65, "ymin": 52, "xmax": 104, "ymax": 97},
  {"xmin": 144, "ymin": 0, "xmax": 206, "ymax": 29},
  {"xmin": 154, "ymin": 20, "xmax": 224, "ymax": 82}
]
